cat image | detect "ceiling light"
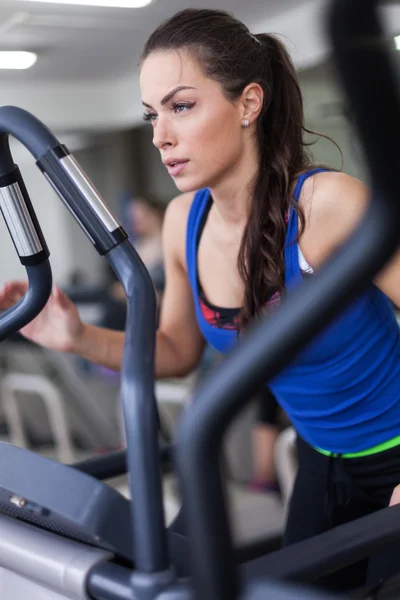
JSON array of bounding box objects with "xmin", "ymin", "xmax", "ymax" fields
[
  {"xmin": 19, "ymin": 0, "xmax": 153, "ymax": 7},
  {"xmin": 395, "ymin": 35, "xmax": 400, "ymax": 51},
  {"xmin": 0, "ymin": 51, "xmax": 37, "ymax": 70}
]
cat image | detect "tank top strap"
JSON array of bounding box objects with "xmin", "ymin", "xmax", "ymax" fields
[
  {"xmin": 285, "ymin": 168, "xmax": 331, "ymax": 289},
  {"xmin": 292, "ymin": 167, "xmax": 330, "ymax": 203},
  {"xmin": 185, "ymin": 188, "xmax": 211, "ymax": 294}
]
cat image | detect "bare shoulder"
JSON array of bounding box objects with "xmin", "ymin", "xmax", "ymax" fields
[
  {"xmin": 300, "ymin": 170, "xmax": 369, "ymax": 219},
  {"xmin": 162, "ymin": 191, "xmax": 197, "ymax": 266},
  {"xmin": 299, "ymin": 170, "xmax": 370, "ymax": 267}
]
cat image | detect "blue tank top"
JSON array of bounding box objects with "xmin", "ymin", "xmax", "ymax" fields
[{"xmin": 186, "ymin": 168, "xmax": 400, "ymax": 454}]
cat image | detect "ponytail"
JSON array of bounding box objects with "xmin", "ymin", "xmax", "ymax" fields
[{"xmin": 237, "ymin": 33, "xmax": 311, "ymax": 330}]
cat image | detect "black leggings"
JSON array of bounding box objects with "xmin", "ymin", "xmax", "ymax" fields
[
  {"xmin": 257, "ymin": 386, "xmax": 279, "ymax": 426},
  {"xmin": 284, "ymin": 435, "xmax": 400, "ymax": 592}
]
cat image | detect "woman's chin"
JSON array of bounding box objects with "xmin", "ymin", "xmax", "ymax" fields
[{"xmin": 173, "ymin": 175, "xmax": 208, "ymax": 194}]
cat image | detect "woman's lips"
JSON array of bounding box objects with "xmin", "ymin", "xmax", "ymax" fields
[{"xmin": 165, "ymin": 160, "xmax": 189, "ymax": 176}]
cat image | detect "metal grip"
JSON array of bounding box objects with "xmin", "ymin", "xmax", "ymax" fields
[
  {"xmin": 0, "ymin": 169, "xmax": 49, "ymax": 265},
  {"xmin": 59, "ymin": 155, "xmax": 120, "ymax": 233},
  {"xmin": 37, "ymin": 145, "xmax": 127, "ymax": 255},
  {"xmin": 0, "ymin": 182, "xmax": 42, "ymax": 256}
]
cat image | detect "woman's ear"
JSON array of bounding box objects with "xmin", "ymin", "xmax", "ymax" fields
[{"xmin": 240, "ymin": 82, "xmax": 264, "ymax": 127}]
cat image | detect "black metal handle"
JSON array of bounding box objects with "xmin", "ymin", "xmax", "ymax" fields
[
  {"xmin": 0, "ymin": 262, "xmax": 52, "ymax": 341},
  {"xmin": 0, "ymin": 136, "xmax": 49, "ymax": 266},
  {"xmin": 243, "ymin": 504, "xmax": 400, "ymax": 584},
  {"xmin": 327, "ymin": 0, "xmax": 398, "ymax": 209},
  {"xmin": 175, "ymin": 1, "xmax": 400, "ymax": 599},
  {"xmin": 87, "ymin": 562, "xmax": 342, "ymax": 600},
  {"xmin": 0, "ymin": 106, "xmax": 127, "ymax": 255},
  {"xmin": 0, "ymin": 107, "xmax": 58, "ymax": 161},
  {"xmin": 72, "ymin": 443, "xmax": 173, "ymax": 480},
  {"xmin": 106, "ymin": 242, "xmax": 170, "ymax": 581},
  {"xmin": 0, "ymin": 129, "xmax": 52, "ymax": 340}
]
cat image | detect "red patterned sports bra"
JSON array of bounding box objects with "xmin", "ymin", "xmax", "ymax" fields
[{"xmin": 197, "ymin": 196, "xmax": 288, "ymax": 330}]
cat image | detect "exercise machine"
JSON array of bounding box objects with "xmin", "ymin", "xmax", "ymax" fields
[{"xmin": 0, "ymin": 1, "xmax": 398, "ymax": 599}]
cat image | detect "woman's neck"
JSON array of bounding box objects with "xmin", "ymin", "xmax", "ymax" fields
[{"xmin": 208, "ymin": 143, "xmax": 260, "ymax": 228}]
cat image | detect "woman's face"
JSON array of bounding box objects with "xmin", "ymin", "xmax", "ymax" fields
[{"xmin": 140, "ymin": 50, "xmax": 246, "ymax": 193}]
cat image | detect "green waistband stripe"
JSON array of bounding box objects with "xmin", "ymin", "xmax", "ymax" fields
[{"xmin": 315, "ymin": 434, "xmax": 400, "ymax": 459}]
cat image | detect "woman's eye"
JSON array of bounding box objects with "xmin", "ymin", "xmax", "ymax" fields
[
  {"xmin": 172, "ymin": 102, "xmax": 195, "ymax": 114},
  {"xmin": 143, "ymin": 112, "xmax": 157, "ymax": 123},
  {"xmin": 142, "ymin": 102, "xmax": 194, "ymax": 123}
]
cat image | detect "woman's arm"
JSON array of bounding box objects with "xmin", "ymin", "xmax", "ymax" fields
[
  {"xmin": 299, "ymin": 171, "xmax": 400, "ymax": 307},
  {"xmin": 73, "ymin": 192, "xmax": 206, "ymax": 378}
]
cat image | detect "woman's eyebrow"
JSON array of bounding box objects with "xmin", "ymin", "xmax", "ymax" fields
[{"xmin": 142, "ymin": 85, "xmax": 196, "ymax": 109}]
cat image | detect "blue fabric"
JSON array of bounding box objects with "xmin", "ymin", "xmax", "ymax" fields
[{"xmin": 186, "ymin": 169, "xmax": 400, "ymax": 454}]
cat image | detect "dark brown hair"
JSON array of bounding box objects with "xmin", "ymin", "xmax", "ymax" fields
[{"xmin": 140, "ymin": 8, "xmax": 337, "ymax": 329}]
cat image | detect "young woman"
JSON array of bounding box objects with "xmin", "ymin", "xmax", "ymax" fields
[{"xmin": 1, "ymin": 8, "xmax": 400, "ymax": 592}]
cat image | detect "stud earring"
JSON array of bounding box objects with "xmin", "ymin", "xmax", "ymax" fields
[{"xmin": 243, "ymin": 119, "xmax": 250, "ymax": 128}]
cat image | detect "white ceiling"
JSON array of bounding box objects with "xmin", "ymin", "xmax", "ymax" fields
[
  {"xmin": 0, "ymin": 0, "xmax": 302, "ymax": 81},
  {"xmin": 0, "ymin": 0, "xmax": 399, "ymax": 133}
]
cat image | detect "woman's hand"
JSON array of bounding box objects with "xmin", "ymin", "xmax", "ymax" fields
[{"xmin": 0, "ymin": 280, "xmax": 84, "ymax": 352}]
